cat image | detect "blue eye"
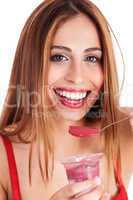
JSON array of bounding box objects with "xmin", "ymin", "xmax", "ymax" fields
[
  {"xmin": 50, "ymin": 54, "xmax": 68, "ymax": 62},
  {"xmin": 84, "ymin": 56, "xmax": 100, "ymax": 63}
]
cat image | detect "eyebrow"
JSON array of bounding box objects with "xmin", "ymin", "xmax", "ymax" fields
[{"xmin": 50, "ymin": 45, "xmax": 102, "ymax": 53}]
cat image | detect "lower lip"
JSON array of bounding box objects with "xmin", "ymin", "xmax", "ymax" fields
[{"xmin": 55, "ymin": 92, "xmax": 88, "ymax": 109}]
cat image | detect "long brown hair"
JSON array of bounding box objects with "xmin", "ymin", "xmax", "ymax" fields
[{"xmin": 0, "ymin": 0, "xmax": 127, "ymax": 184}]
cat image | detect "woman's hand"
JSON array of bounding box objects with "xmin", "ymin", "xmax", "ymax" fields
[{"xmin": 50, "ymin": 177, "xmax": 111, "ymax": 200}]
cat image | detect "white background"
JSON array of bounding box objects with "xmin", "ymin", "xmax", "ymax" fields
[{"xmin": 0, "ymin": 1, "xmax": 133, "ymax": 198}]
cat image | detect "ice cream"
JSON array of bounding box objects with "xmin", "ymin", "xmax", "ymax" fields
[{"xmin": 61, "ymin": 153, "xmax": 103, "ymax": 183}]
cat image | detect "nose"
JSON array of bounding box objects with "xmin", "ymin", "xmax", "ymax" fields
[{"xmin": 64, "ymin": 63, "xmax": 84, "ymax": 84}]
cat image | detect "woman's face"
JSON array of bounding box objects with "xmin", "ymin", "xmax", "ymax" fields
[{"xmin": 47, "ymin": 14, "xmax": 104, "ymax": 122}]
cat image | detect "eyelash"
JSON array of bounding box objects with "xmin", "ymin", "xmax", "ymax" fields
[
  {"xmin": 50, "ymin": 54, "xmax": 101, "ymax": 63},
  {"xmin": 50, "ymin": 54, "xmax": 68, "ymax": 62}
]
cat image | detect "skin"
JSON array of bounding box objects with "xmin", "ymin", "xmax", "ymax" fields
[
  {"xmin": 0, "ymin": 14, "xmax": 133, "ymax": 200},
  {"xmin": 48, "ymin": 14, "xmax": 104, "ymax": 160},
  {"xmin": 48, "ymin": 14, "xmax": 103, "ymax": 124},
  {"xmin": 47, "ymin": 13, "xmax": 105, "ymax": 199}
]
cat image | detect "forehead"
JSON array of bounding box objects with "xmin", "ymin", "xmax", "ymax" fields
[{"xmin": 52, "ymin": 14, "xmax": 101, "ymax": 49}]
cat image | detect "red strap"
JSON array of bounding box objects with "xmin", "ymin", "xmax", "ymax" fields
[
  {"xmin": 112, "ymin": 159, "xmax": 128, "ymax": 200},
  {"xmin": 1, "ymin": 135, "xmax": 21, "ymax": 200},
  {"xmin": 115, "ymin": 159, "xmax": 123, "ymax": 186}
]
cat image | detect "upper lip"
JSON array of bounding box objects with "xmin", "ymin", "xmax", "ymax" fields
[{"xmin": 54, "ymin": 87, "xmax": 90, "ymax": 93}]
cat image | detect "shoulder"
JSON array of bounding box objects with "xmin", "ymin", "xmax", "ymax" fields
[
  {"xmin": 0, "ymin": 123, "xmax": 32, "ymax": 199},
  {"xmin": 113, "ymin": 107, "xmax": 133, "ymax": 190},
  {"xmin": 118, "ymin": 107, "xmax": 133, "ymax": 147},
  {"xmin": 116, "ymin": 107, "xmax": 133, "ymax": 172},
  {"xmin": 118, "ymin": 108, "xmax": 133, "ymax": 165},
  {"xmin": 0, "ymin": 134, "xmax": 10, "ymax": 198},
  {"xmin": 119, "ymin": 107, "xmax": 133, "ymax": 132},
  {"xmin": 0, "ymin": 134, "xmax": 9, "ymax": 177},
  {"xmin": 0, "ymin": 123, "xmax": 19, "ymax": 189}
]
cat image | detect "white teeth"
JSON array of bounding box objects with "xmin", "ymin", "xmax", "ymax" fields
[
  {"xmin": 63, "ymin": 91, "xmax": 66, "ymax": 97},
  {"xmin": 80, "ymin": 93, "xmax": 84, "ymax": 99},
  {"xmin": 55, "ymin": 89, "xmax": 88, "ymax": 100},
  {"xmin": 82, "ymin": 93, "xmax": 87, "ymax": 98},
  {"xmin": 60, "ymin": 90, "xmax": 63, "ymax": 96},
  {"xmin": 71, "ymin": 93, "xmax": 75, "ymax": 99}
]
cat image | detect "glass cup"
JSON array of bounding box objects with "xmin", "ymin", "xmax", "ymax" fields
[{"xmin": 61, "ymin": 153, "xmax": 103, "ymax": 183}]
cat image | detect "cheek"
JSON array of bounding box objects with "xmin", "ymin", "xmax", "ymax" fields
[
  {"xmin": 87, "ymin": 67, "xmax": 104, "ymax": 91},
  {"xmin": 96, "ymin": 69, "xmax": 104, "ymax": 90},
  {"xmin": 48, "ymin": 67, "xmax": 64, "ymax": 86}
]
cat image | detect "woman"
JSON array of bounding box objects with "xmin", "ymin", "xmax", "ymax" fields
[{"xmin": 0, "ymin": 0, "xmax": 133, "ymax": 199}]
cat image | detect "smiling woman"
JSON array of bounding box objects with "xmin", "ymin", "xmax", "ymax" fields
[
  {"xmin": 48, "ymin": 14, "xmax": 103, "ymax": 123},
  {"xmin": 0, "ymin": 0, "xmax": 133, "ymax": 200}
]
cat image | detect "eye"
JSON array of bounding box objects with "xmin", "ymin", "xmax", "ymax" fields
[
  {"xmin": 84, "ymin": 56, "xmax": 100, "ymax": 63},
  {"xmin": 50, "ymin": 54, "xmax": 68, "ymax": 62}
]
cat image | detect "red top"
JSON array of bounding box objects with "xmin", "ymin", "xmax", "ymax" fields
[
  {"xmin": 1, "ymin": 135, "xmax": 21, "ymax": 200},
  {"xmin": 0, "ymin": 135, "xmax": 128, "ymax": 200}
]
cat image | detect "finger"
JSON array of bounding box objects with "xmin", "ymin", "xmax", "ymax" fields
[
  {"xmin": 74, "ymin": 184, "xmax": 103, "ymax": 200},
  {"xmin": 72, "ymin": 177, "xmax": 101, "ymax": 199},
  {"xmin": 50, "ymin": 177, "xmax": 101, "ymax": 200},
  {"xmin": 66, "ymin": 177, "xmax": 101, "ymax": 199}
]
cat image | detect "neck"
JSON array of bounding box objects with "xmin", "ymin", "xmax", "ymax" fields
[{"xmin": 51, "ymin": 118, "xmax": 104, "ymax": 160}]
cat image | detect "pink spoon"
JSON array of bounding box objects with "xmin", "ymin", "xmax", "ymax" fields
[{"xmin": 69, "ymin": 126, "xmax": 101, "ymax": 137}]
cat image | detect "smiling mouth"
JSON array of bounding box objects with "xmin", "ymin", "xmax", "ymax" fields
[
  {"xmin": 52, "ymin": 87, "xmax": 92, "ymax": 109},
  {"xmin": 54, "ymin": 88, "xmax": 91, "ymax": 101}
]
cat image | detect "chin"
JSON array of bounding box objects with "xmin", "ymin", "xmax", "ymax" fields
[{"xmin": 56, "ymin": 109, "xmax": 87, "ymax": 122}]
